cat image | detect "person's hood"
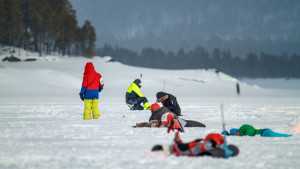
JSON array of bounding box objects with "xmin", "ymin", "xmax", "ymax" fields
[
  {"xmin": 84, "ymin": 62, "xmax": 95, "ymax": 75},
  {"xmin": 156, "ymin": 92, "xmax": 168, "ymax": 102},
  {"xmin": 230, "ymin": 128, "xmax": 240, "ymax": 135}
]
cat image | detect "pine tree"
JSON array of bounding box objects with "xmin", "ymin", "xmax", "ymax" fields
[
  {"xmin": 82, "ymin": 20, "xmax": 96, "ymax": 57},
  {"xmin": 0, "ymin": 0, "xmax": 23, "ymax": 49}
]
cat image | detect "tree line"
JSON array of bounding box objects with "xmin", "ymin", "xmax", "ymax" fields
[
  {"xmin": 0, "ymin": 0, "xmax": 96, "ymax": 57},
  {"xmin": 97, "ymin": 44, "xmax": 300, "ymax": 78}
]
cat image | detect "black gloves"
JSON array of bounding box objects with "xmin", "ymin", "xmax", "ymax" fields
[{"xmin": 79, "ymin": 93, "xmax": 84, "ymax": 101}]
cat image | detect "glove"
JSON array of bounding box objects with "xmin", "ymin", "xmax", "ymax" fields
[
  {"xmin": 79, "ymin": 93, "xmax": 84, "ymax": 101},
  {"xmin": 99, "ymin": 86, "xmax": 103, "ymax": 92}
]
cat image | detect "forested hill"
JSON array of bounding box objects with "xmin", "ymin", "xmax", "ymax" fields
[
  {"xmin": 97, "ymin": 44, "xmax": 300, "ymax": 79},
  {"xmin": 0, "ymin": 0, "xmax": 96, "ymax": 57},
  {"xmin": 71, "ymin": 0, "xmax": 300, "ymax": 57}
]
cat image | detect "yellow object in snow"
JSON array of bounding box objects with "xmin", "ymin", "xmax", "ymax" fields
[{"xmin": 83, "ymin": 99, "xmax": 101, "ymax": 120}]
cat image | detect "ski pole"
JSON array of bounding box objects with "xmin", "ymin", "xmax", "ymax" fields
[{"xmin": 221, "ymin": 82, "xmax": 240, "ymax": 158}]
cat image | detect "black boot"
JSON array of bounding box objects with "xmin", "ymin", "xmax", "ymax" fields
[
  {"xmin": 151, "ymin": 145, "xmax": 163, "ymax": 151},
  {"xmin": 131, "ymin": 104, "xmax": 144, "ymax": 110}
]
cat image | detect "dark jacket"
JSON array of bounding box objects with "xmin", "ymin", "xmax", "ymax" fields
[
  {"xmin": 125, "ymin": 82, "xmax": 143, "ymax": 101},
  {"xmin": 156, "ymin": 92, "xmax": 181, "ymax": 116},
  {"xmin": 149, "ymin": 107, "xmax": 170, "ymax": 122}
]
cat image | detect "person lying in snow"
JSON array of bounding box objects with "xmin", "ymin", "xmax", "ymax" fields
[
  {"xmin": 223, "ymin": 124, "xmax": 292, "ymax": 137},
  {"xmin": 156, "ymin": 92, "xmax": 181, "ymax": 116},
  {"xmin": 134, "ymin": 104, "xmax": 184, "ymax": 133},
  {"xmin": 125, "ymin": 79, "xmax": 151, "ymax": 110},
  {"xmin": 151, "ymin": 131, "xmax": 238, "ymax": 158},
  {"xmin": 133, "ymin": 103, "xmax": 206, "ymax": 131}
]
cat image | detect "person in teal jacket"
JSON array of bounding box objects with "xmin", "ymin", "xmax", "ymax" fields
[{"xmin": 223, "ymin": 124, "xmax": 292, "ymax": 137}]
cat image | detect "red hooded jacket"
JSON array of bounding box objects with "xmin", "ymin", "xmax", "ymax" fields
[{"xmin": 80, "ymin": 62, "xmax": 104, "ymax": 99}]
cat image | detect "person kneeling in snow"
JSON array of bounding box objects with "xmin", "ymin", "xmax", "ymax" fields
[
  {"xmin": 125, "ymin": 79, "xmax": 151, "ymax": 110},
  {"xmin": 223, "ymin": 124, "xmax": 292, "ymax": 137},
  {"xmin": 151, "ymin": 132, "xmax": 238, "ymax": 158},
  {"xmin": 156, "ymin": 92, "xmax": 181, "ymax": 116},
  {"xmin": 79, "ymin": 62, "xmax": 104, "ymax": 120},
  {"xmin": 134, "ymin": 103, "xmax": 205, "ymax": 131}
]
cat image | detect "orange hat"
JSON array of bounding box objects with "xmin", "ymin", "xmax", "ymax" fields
[{"xmin": 151, "ymin": 103, "xmax": 161, "ymax": 111}]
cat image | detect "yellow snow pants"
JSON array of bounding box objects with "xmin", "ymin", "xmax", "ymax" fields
[{"xmin": 83, "ymin": 99, "xmax": 101, "ymax": 120}]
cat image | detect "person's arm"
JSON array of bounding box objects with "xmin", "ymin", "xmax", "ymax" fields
[
  {"xmin": 166, "ymin": 96, "xmax": 181, "ymax": 115},
  {"xmin": 80, "ymin": 76, "xmax": 87, "ymax": 94},
  {"xmin": 79, "ymin": 76, "xmax": 87, "ymax": 101},
  {"xmin": 132, "ymin": 85, "xmax": 144, "ymax": 97},
  {"xmin": 99, "ymin": 75, "xmax": 104, "ymax": 92}
]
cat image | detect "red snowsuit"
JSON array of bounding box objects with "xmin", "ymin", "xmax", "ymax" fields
[
  {"xmin": 171, "ymin": 132, "xmax": 224, "ymax": 156},
  {"xmin": 161, "ymin": 112, "xmax": 184, "ymax": 133}
]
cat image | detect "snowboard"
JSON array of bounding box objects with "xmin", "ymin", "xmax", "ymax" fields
[
  {"xmin": 185, "ymin": 120, "xmax": 206, "ymax": 127},
  {"xmin": 198, "ymin": 144, "xmax": 239, "ymax": 158}
]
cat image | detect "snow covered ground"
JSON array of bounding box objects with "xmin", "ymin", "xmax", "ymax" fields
[{"xmin": 0, "ymin": 50, "xmax": 300, "ymax": 169}]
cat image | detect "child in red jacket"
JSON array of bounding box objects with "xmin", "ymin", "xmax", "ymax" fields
[{"xmin": 79, "ymin": 62, "xmax": 104, "ymax": 120}]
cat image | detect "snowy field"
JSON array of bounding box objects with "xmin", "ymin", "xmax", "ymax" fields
[{"xmin": 0, "ymin": 51, "xmax": 300, "ymax": 169}]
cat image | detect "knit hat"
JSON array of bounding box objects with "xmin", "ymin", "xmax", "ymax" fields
[
  {"xmin": 230, "ymin": 128, "xmax": 240, "ymax": 135},
  {"xmin": 133, "ymin": 79, "xmax": 142, "ymax": 88},
  {"xmin": 133, "ymin": 79, "xmax": 141, "ymax": 84},
  {"xmin": 151, "ymin": 103, "xmax": 161, "ymax": 111}
]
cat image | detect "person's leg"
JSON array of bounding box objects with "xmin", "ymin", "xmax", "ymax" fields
[
  {"xmin": 172, "ymin": 139, "xmax": 202, "ymax": 156},
  {"xmin": 91, "ymin": 99, "xmax": 101, "ymax": 119},
  {"xmin": 140, "ymin": 97, "xmax": 148, "ymax": 103},
  {"xmin": 174, "ymin": 131, "xmax": 183, "ymax": 143},
  {"xmin": 127, "ymin": 98, "xmax": 141, "ymax": 104},
  {"xmin": 140, "ymin": 97, "xmax": 150, "ymax": 110},
  {"xmin": 261, "ymin": 129, "xmax": 292, "ymax": 137},
  {"xmin": 83, "ymin": 99, "xmax": 92, "ymax": 120},
  {"xmin": 127, "ymin": 98, "xmax": 144, "ymax": 110}
]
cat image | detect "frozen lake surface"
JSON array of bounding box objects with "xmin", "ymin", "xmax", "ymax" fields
[{"xmin": 0, "ymin": 54, "xmax": 299, "ymax": 169}]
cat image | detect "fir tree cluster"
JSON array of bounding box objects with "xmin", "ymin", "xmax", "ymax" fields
[
  {"xmin": 0, "ymin": 0, "xmax": 96, "ymax": 57},
  {"xmin": 97, "ymin": 44, "xmax": 300, "ymax": 78}
]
